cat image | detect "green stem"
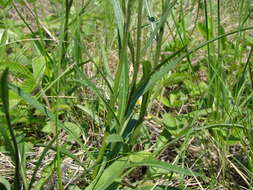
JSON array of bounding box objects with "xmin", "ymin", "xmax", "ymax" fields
[
  {"xmin": 1, "ymin": 68, "xmax": 21, "ymax": 190},
  {"xmin": 92, "ymin": 132, "xmax": 109, "ymax": 179}
]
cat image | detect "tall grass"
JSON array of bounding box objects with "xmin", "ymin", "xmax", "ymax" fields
[
  {"xmin": 1, "ymin": 0, "xmax": 253, "ymax": 189},
  {"xmin": 0, "ymin": 68, "xmax": 21, "ymax": 189}
]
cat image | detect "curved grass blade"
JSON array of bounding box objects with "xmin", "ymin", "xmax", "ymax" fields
[
  {"xmin": 37, "ymin": 144, "xmax": 88, "ymax": 172},
  {"xmin": 86, "ymin": 157, "xmax": 107, "ymax": 190},
  {"xmin": 12, "ymin": 3, "xmax": 55, "ymax": 71},
  {"xmin": 234, "ymin": 46, "xmax": 253, "ymax": 102},
  {"xmin": 154, "ymin": 123, "xmax": 246, "ymax": 157},
  {"xmin": 73, "ymin": 78, "xmax": 120, "ymax": 126},
  {"xmin": 40, "ymin": 60, "xmax": 90, "ymax": 98},
  {"xmin": 28, "ymin": 133, "xmax": 58, "ymax": 190},
  {"xmin": 0, "ymin": 68, "xmax": 21, "ymax": 190},
  {"xmin": 9, "ymin": 84, "xmax": 94, "ymax": 159},
  {"xmin": 86, "ymin": 157, "xmax": 128, "ymax": 190},
  {"xmin": 9, "ymin": 84, "xmax": 53, "ymax": 118},
  {"xmin": 126, "ymin": 26, "xmax": 253, "ymax": 118},
  {"xmin": 1, "ymin": 68, "xmax": 21, "ymax": 190},
  {"xmin": 33, "ymin": 156, "xmax": 57, "ymax": 190},
  {"xmin": 87, "ymin": 156, "xmax": 202, "ymax": 190},
  {"xmin": 126, "ymin": 159, "xmax": 203, "ymax": 177}
]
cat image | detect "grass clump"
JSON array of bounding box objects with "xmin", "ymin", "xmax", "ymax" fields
[{"xmin": 0, "ymin": 0, "xmax": 253, "ymax": 189}]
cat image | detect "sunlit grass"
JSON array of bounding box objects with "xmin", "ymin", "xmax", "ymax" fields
[{"xmin": 0, "ymin": 0, "xmax": 253, "ymax": 189}]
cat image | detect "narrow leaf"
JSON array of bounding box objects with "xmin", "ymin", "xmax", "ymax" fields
[
  {"xmin": 126, "ymin": 159, "xmax": 202, "ymax": 177},
  {"xmin": 111, "ymin": 0, "xmax": 124, "ymax": 43},
  {"xmin": 0, "ymin": 68, "xmax": 21, "ymax": 190}
]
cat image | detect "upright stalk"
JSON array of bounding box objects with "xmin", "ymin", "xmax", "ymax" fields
[
  {"xmin": 130, "ymin": 0, "xmax": 143, "ymax": 91},
  {"xmin": 55, "ymin": 0, "xmax": 73, "ymax": 189},
  {"xmin": 1, "ymin": 69, "xmax": 21, "ymax": 190}
]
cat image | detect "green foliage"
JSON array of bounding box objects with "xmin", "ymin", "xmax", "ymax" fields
[
  {"xmin": 0, "ymin": 0, "xmax": 12, "ymax": 7},
  {"xmin": 133, "ymin": 187, "xmax": 181, "ymax": 190},
  {"xmin": 0, "ymin": 68, "xmax": 21, "ymax": 190},
  {"xmin": 0, "ymin": 177, "xmax": 11, "ymax": 190},
  {"xmin": 0, "ymin": 0, "xmax": 253, "ymax": 189}
]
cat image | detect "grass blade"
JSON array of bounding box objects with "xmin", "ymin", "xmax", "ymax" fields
[
  {"xmin": 0, "ymin": 68, "xmax": 21, "ymax": 189},
  {"xmin": 86, "ymin": 157, "xmax": 128, "ymax": 190},
  {"xmin": 9, "ymin": 84, "xmax": 94, "ymax": 159},
  {"xmin": 28, "ymin": 134, "xmax": 59, "ymax": 190},
  {"xmin": 73, "ymin": 78, "xmax": 120, "ymax": 126},
  {"xmin": 126, "ymin": 26, "xmax": 253, "ymax": 118},
  {"xmin": 126, "ymin": 159, "xmax": 203, "ymax": 177},
  {"xmin": 111, "ymin": 0, "xmax": 124, "ymax": 43}
]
